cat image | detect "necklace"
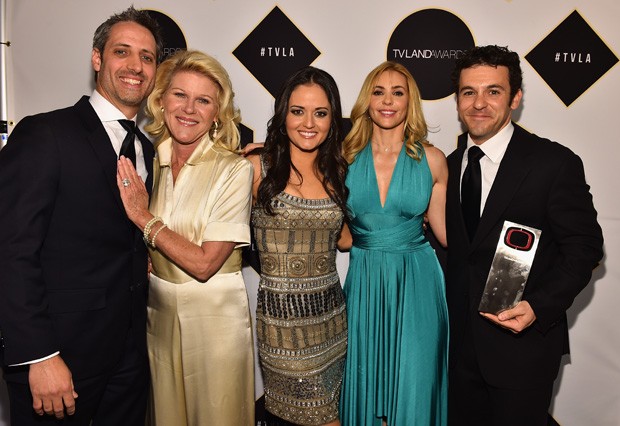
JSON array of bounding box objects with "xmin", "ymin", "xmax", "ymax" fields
[{"xmin": 373, "ymin": 140, "xmax": 401, "ymax": 153}]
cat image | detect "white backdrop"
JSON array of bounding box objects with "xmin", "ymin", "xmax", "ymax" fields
[{"xmin": 2, "ymin": 0, "xmax": 619, "ymax": 424}]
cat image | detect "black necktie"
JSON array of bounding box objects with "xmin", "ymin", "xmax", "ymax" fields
[
  {"xmin": 461, "ymin": 146, "xmax": 485, "ymax": 241},
  {"xmin": 118, "ymin": 119, "xmax": 136, "ymax": 166}
]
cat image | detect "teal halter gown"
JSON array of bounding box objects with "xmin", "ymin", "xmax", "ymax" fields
[{"xmin": 340, "ymin": 142, "xmax": 448, "ymax": 425}]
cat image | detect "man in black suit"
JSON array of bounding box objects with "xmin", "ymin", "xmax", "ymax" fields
[
  {"xmin": 445, "ymin": 45, "xmax": 603, "ymax": 425},
  {"xmin": 0, "ymin": 7, "xmax": 162, "ymax": 425}
]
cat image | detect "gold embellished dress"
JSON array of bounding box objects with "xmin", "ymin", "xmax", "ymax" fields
[{"xmin": 252, "ymin": 192, "xmax": 348, "ymax": 425}]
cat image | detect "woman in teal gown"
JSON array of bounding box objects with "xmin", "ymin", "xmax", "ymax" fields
[{"xmin": 339, "ymin": 61, "xmax": 449, "ymax": 425}]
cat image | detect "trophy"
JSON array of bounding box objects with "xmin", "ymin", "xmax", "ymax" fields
[{"xmin": 478, "ymin": 221, "xmax": 542, "ymax": 314}]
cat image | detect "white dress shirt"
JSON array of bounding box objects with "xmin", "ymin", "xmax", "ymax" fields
[
  {"xmin": 89, "ymin": 90, "xmax": 148, "ymax": 182},
  {"xmin": 460, "ymin": 122, "xmax": 515, "ymax": 215}
]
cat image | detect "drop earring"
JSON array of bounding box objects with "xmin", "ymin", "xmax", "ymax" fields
[{"xmin": 212, "ymin": 121, "xmax": 219, "ymax": 139}]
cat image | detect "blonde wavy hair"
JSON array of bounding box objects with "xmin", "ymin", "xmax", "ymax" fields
[
  {"xmin": 144, "ymin": 50, "xmax": 241, "ymax": 151},
  {"xmin": 343, "ymin": 61, "xmax": 429, "ymax": 163}
]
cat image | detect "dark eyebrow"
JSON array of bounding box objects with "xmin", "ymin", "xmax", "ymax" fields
[
  {"xmin": 289, "ymin": 105, "xmax": 330, "ymax": 111},
  {"xmin": 140, "ymin": 48, "xmax": 156, "ymax": 57},
  {"xmin": 483, "ymin": 84, "xmax": 507, "ymax": 91},
  {"xmin": 111, "ymin": 42, "xmax": 155, "ymax": 57},
  {"xmin": 459, "ymin": 83, "xmax": 505, "ymax": 93}
]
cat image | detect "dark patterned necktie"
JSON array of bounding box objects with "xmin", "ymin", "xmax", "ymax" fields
[
  {"xmin": 118, "ymin": 119, "xmax": 136, "ymax": 166},
  {"xmin": 461, "ymin": 146, "xmax": 485, "ymax": 241}
]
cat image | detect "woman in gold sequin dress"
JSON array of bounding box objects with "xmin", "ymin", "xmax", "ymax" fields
[{"xmin": 247, "ymin": 67, "xmax": 350, "ymax": 426}]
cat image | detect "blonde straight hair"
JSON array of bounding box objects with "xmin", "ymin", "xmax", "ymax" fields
[{"xmin": 343, "ymin": 61, "xmax": 430, "ymax": 163}]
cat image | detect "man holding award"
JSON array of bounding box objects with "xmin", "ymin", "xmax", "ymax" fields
[{"xmin": 445, "ymin": 45, "xmax": 604, "ymax": 425}]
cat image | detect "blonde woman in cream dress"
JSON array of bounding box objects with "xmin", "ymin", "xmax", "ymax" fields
[{"xmin": 116, "ymin": 50, "xmax": 254, "ymax": 426}]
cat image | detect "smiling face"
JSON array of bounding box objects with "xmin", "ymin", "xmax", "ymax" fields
[
  {"xmin": 161, "ymin": 70, "xmax": 219, "ymax": 146},
  {"xmin": 368, "ymin": 70, "xmax": 409, "ymax": 132},
  {"xmin": 457, "ymin": 64, "xmax": 522, "ymax": 145},
  {"xmin": 285, "ymin": 83, "xmax": 331, "ymax": 154},
  {"xmin": 92, "ymin": 21, "xmax": 157, "ymax": 118}
]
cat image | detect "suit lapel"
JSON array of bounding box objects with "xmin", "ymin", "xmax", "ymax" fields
[
  {"xmin": 137, "ymin": 130, "xmax": 154, "ymax": 196},
  {"xmin": 447, "ymin": 138, "xmax": 470, "ymax": 245},
  {"xmin": 469, "ymin": 124, "xmax": 535, "ymax": 250},
  {"xmin": 73, "ymin": 96, "xmax": 127, "ymax": 214}
]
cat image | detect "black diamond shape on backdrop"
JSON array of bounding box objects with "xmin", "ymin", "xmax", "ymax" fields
[
  {"xmin": 525, "ymin": 10, "xmax": 618, "ymax": 106},
  {"xmin": 238, "ymin": 123, "xmax": 254, "ymax": 148},
  {"xmin": 233, "ymin": 6, "xmax": 320, "ymax": 97},
  {"xmin": 341, "ymin": 117, "xmax": 352, "ymax": 138}
]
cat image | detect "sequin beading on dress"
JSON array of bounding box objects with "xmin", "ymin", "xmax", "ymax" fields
[{"xmin": 253, "ymin": 192, "xmax": 347, "ymax": 425}]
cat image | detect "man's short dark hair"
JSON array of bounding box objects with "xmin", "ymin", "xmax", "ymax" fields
[
  {"xmin": 452, "ymin": 45, "xmax": 523, "ymax": 101},
  {"xmin": 92, "ymin": 6, "xmax": 163, "ymax": 63}
]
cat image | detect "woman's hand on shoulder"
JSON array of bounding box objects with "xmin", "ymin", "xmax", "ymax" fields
[{"xmin": 240, "ymin": 142, "xmax": 264, "ymax": 157}]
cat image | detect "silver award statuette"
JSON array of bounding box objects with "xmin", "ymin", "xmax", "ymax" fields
[{"xmin": 478, "ymin": 220, "xmax": 542, "ymax": 315}]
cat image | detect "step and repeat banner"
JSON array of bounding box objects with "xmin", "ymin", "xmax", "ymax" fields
[{"xmin": 3, "ymin": 0, "xmax": 619, "ymax": 424}]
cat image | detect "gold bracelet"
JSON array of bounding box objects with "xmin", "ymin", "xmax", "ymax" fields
[
  {"xmin": 143, "ymin": 216, "xmax": 162, "ymax": 245},
  {"xmin": 150, "ymin": 223, "xmax": 167, "ymax": 248}
]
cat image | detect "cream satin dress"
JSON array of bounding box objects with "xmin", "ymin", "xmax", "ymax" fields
[{"xmin": 146, "ymin": 135, "xmax": 254, "ymax": 426}]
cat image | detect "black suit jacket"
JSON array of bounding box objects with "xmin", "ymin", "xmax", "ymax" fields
[
  {"xmin": 445, "ymin": 123, "xmax": 603, "ymax": 389},
  {"xmin": 0, "ymin": 96, "xmax": 154, "ymax": 383}
]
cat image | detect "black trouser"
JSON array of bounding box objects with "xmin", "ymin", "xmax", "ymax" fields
[
  {"xmin": 6, "ymin": 331, "xmax": 148, "ymax": 426},
  {"xmin": 448, "ymin": 329, "xmax": 553, "ymax": 426}
]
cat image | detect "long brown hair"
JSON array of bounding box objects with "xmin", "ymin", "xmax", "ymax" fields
[{"xmin": 256, "ymin": 67, "xmax": 349, "ymax": 217}]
